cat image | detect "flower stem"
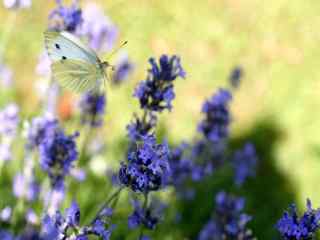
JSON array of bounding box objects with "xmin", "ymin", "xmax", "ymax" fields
[{"xmin": 91, "ymin": 187, "xmax": 123, "ymax": 223}]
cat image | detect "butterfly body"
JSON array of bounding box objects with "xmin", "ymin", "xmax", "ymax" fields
[{"xmin": 44, "ymin": 30, "xmax": 110, "ymax": 93}]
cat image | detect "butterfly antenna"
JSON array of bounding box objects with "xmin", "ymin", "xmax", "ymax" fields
[{"xmin": 107, "ymin": 41, "xmax": 128, "ymax": 60}]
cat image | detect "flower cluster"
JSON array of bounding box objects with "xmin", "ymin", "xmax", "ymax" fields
[
  {"xmin": 277, "ymin": 199, "xmax": 320, "ymax": 240},
  {"xmin": 1, "ymin": 1, "xmax": 312, "ymax": 238},
  {"xmin": 112, "ymin": 53, "xmax": 134, "ymax": 85},
  {"xmin": 0, "ymin": 103, "xmax": 19, "ymax": 162},
  {"xmin": 39, "ymin": 125, "xmax": 79, "ymax": 187},
  {"xmin": 13, "ymin": 172, "xmax": 39, "ymax": 202},
  {"xmin": 79, "ymin": 92, "xmax": 106, "ymax": 127},
  {"xmin": 127, "ymin": 112, "xmax": 157, "ymax": 142},
  {"xmin": 42, "ymin": 201, "xmax": 114, "ymax": 240},
  {"xmin": 80, "ymin": 3, "xmax": 118, "ymax": 53},
  {"xmin": 25, "ymin": 114, "xmax": 58, "ymax": 149},
  {"xmin": 0, "ymin": 63, "xmax": 13, "ymax": 88},
  {"xmin": 134, "ymin": 55, "xmax": 185, "ymax": 112},
  {"xmin": 168, "ymin": 143, "xmax": 202, "ymax": 199},
  {"xmin": 169, "ymin": 143, "xmax": 193, "ymax": 185},
  {"xmin": 168, "ymin": 89, "xmax": 235, "ymax": 200},
  {"xmin": 119, "ymin": 135, "xmax": 170, "ymax": 193},
  {"xmin": 0, "ymin": 103, "xmax": 19, "ymax": 137},
  {"xmin": 198, "ymin": 191, "xmax": 255, "ymax": 240},
  {"xmin": 198, "ymin": 88, "xmax": 232, "ymax": 143},
  {"xmin": 128, "ymin": 199, "xmax": 159, "ymax": 230},
  {"xmin": 49, "ymin": 0, "xmax": 82, "ymax": 32},
  {"xmin": 229, "ymin": 65, "xmax": 243, "ymax": 89},
  {"xmin": 232, "ymin": 143, "xmax": 258, "ymax": 186}
]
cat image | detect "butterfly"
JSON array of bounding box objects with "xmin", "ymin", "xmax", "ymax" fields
[{"xmin": 44, "ymin": 30, "xmax": 125, "ymax": 93}]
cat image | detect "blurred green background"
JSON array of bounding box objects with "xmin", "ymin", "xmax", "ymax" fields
[{"xmin": 1, "ymin": 0, "xmax": 320, "ymax": 239}]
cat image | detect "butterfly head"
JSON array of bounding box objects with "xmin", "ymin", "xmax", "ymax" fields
[{"xmin": 101, "ymin": 61, "xmax": 115, "ymax": 71}]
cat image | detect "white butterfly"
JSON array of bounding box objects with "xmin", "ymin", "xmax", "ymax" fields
[{"xmin": 44, "ymin": 30, "xmax": 113, "ymax": 93}]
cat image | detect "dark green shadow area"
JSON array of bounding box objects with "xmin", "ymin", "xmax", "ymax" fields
[
  {"xmin": 163, "ymin": 118, "xmax": 296, "ymax": 239},
  {"xmin": 231, "ymin": 118, "xmax": 296, "ymax": 239}
]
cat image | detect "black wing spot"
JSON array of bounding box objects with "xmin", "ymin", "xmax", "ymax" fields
[
  {"xmin": 55, "ymin": 43, "xmax": 60, "ymax": 50},
  {"xmin": 62, "ymin": 56, "xmax": 67, "ymax": 60}
]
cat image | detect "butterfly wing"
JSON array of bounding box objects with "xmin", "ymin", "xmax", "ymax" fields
[
  {"xmin": 44, "ymin": 30, "xmax": 99, "ymax": 64},
  {"xmin": 52, "ymin": 59, "xmax": 103, "ymax": 93},
  {"xmin": 44, "ymin": 30, "xmax": 105, "ymax": 93}
]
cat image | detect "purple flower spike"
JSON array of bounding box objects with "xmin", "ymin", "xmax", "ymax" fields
[
  {"xmin": 112, "ymin": 52, "xmax": 134, "ymax": 85},
  {"xmin": 0, "ymin": 63, "xmax": 13, "ymax": 88},
  {"xmin": 79, "ymin": 92, "xmax": 106, "ymax": 127},
  {"xmin": 119, "ymin": 134, "xmax": 170, "ymax": 193},
  {"xmin": 49, "ymin": 0, "xmax": 82, "ymax": 32},
  {"xmin": 232, "ymin": 143, "xmax": 258, "ymax": 186},
  {"xmin": 80, "ymin": 3, "xmax": 118, "ymax": 53},
  {"xmin": 229, "ymin": 66, "xmax": 243, "ymax": 89},
  {"xmin": 198, "ymin": 191, "xmax": 254, "ymax": 240},
  {"xmin": 66, "ymin": 201, "xmax": 80, "ymax": 227},
  {"xmin": 277, "ymin": 199, "xmax": 320, "ymax": 240},
  {"xmin": 134, "ymin": 55, "xmax": 185, "ymax": 112},
  {"xmin": 198, "ymin": 88, "xmax": 232, "ymax": 143},
  {"xmin": 39, "ymin": 122, "xmax": 79, "ymax": 187}
]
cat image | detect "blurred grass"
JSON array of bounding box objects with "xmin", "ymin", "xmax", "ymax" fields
[{"xmin": 1, "ymin": 0, "xmax": 320, "ymax": 238}]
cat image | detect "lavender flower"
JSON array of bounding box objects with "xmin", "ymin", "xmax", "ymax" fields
[
  {"xmin": 0, "ymin": 63, "xmax": 13, "ymax": 88},
  {"xmin": 35, "ymin": 52, "xmax": 51, "ymax": 77},
  {"xmin": 198, "ymin": 191, "xmax": 254, "ymax": 240},
  {"xmin": 0, "ymin": 103, "xmax": 19, "ymax": 137},
  {"xmin": 25, "ymin": 114, "xmax": 58, "ymax": 149},
  {"xmin": 79, "ymin": 92, "xmax": 106, "ymax": 127},
  {"xmin": 140, "ymin": 236, "xmax": 151, "ymax": 240},
  {"xmin": 277, "ymin": 199, "xmax": 320, "ymax": 240},
  {"xmin": 0, "ymin": 230, "xmax": 13, "ymax": 240},
  {"xmin": 41, "ymin": 214, "xmax": 60, "ymax": 239},
  {"xmin": 169, "ymin": 143, "xmax": 193, "ymax": 186},
  {"xmin": 3, "ymin": 0, "xmax": 31, "ymax": 9},
  {"xmin": 119, "ymin": 134, "xmax": 170, "ymax": 193},
  {"xmin": 134, "ymin": 55, "xmax": 185, "ymax": 112},
  {"xmin": 13, "ymin": 173, "xmax": 39, "ymax": 201},
  {"xmin": 198, "ymin": 88, "xmax": 232, "ymax": 143},
  {"xmin": 39, "ymin": 124, "xmax": 79, "ymax": 187},
  {"xmin": 112, "ymin": 52, "xmax": 134, "ymax": 85},
  {"xmin": 26, "ymin": 209, "xmax": 38, "ymax": 225},
  {"xmin": 46, "ymin": 181, "xmax": 65, "ymax": 216},
  {"xmin": 168, "ymin": 142, "xmax": 202, "ymax": 199},
  {"xmin": 127, "ymin": 112, "xmax": 157, "ymax": 141},
  {"xmin": 49, "ymin": 0, "xmax": 82, "ymax": 32},
  {"xmin": 0, "ymin": 103, "xmax": 19, "ymax": 162},
  {"xmin": 198, "ymin": 220, "xmax": 219, "ymax": 240},
  {"xmin": 229, "ymin": 66, "xmax": 243, "ymax": 89},
  {"xmin": 128, "ymin": 199, "xmax": 164, "ymax": 231},
  {"xmin": 0, "ymin": 207, "xmax": 12, "ymax": 222},
  {"xmin": 42, "ymin": 200, "xmax": 114, "ymax": 240},
  {"xmin": 232, "ymin": 143, "xmax": 258, "ymax": 186},
  {"xmin": 80, "ymin": 3, "xmax": 118, "ymax": 52},
  {"xmin": 66, "ymin": 201, "xmax": 80, "ymax": 227}
]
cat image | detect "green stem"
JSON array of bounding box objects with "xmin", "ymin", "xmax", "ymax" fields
[
  {"xmin": 0, "ymin": 161, "xmax": 4, "ymax": 181},
  {"xmin": 142, "ymin": 110, "xmax": 147, "ymax": 126},
  {"xmin": 11, "ymin": 198, "xmax": 25, "ymax": 232},
  {"xmin": 91, "ymin": 187, "xmax": 123, "ymax": 223}
]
